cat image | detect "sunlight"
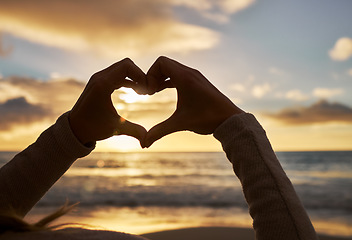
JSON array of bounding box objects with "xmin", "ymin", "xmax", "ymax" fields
[
  {"xmin": 120, "ymin": 87, "xmax": 149, "ymax": 103},
  {"xmin": 102, "ymin": 135, "xmax": 141, "ymax": 152}
]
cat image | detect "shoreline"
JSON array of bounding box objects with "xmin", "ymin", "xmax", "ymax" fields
[
  {"xmin": 25, "ymin": 206, "xmax": 352, "ymax": 239},
  {"xmin": 141, "ymin": 227, "xmax": 352, "ymax": 240}
]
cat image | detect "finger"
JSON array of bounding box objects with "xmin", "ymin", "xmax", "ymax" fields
[
  {"xmin": 115, "ymin": 118, "xmax": 147, "ymax": 147},
  {"xmin": 122, "ymin": 78, "xmax": 150, "ymax": 95},
  {"xmin": 144, "ymin": 113, "xmax": 183, "ymax": 148},
  {"xmin": 146, "ymin": 56, "xmax": 177, "ymax": 94},
  {"xmin": 155, "ymin": 78, "xmax": 174, "ymax": 92},
  {"xmin": 109, "ymin": 58, "xmax": 147, "ymax": 93},
  {"xmin": 121, "ymin": 78, "xmax": 140, "ymax": 92},
  {"xmin": 91, "ymin": 58, "xmax": 130, "ymax": 79},
  {"xmin": 123, "ymin": 59, "xmax": 148, "ymax": 94},
  {"xmin": 146, "ymin": 56, "xmax": 191, "ymax": 94}
]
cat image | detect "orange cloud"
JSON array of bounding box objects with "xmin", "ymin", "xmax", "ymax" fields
[
  {"xmin": 0, "ymin": 0, "xmax": 222, "ymax": 57},
  {"xmin": 266, "ymin": 100, "xmax": 352, "ymax": 125}
]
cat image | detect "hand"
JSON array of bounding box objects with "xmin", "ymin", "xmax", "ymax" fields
[
  {"xmin": 144, "ymin": 56, "xmax": 244, "ymax": 148},
  {"xmin": 69, "ymin": 58, "xmax": 147, "ymax": 146}
]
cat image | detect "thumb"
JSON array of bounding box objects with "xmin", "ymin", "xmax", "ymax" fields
[
  {"xmin": 116, "ymin": 119, "xmax": 147, "ymax": 148},
  {"xmin": 145, "ymin": 113, "xmax": 183, "ymax": 148}
]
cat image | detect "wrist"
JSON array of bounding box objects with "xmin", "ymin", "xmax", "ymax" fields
[
  {"xmin": 68, "ymin": 112, "xmax": 93, "ymax": 147},
  {"xmin": 217, "ymin": 104, "xmax": 245, "ymax": 128}
]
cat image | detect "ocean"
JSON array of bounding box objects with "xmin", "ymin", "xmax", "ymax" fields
[{"xmin": 0, "ymin": 151, "xmax": 351, "ymax": 236}]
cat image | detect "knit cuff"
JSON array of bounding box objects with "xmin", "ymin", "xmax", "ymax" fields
[
  {"xmin": 52, "ymin": 112, "xmax": 95, "ymax": 159},
  {"xmin": 213, "ymin": 113, "xmax": 262, "ymax": 146}
]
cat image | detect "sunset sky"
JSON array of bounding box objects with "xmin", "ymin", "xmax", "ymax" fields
[{"xmin": 0, "ymin": 0, "xmax": 352, "ymax": 152}]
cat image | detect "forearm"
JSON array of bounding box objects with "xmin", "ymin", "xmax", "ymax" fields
[
  {"xmin": 214, "ymin": 113, "xmax": 317, "ymax": 240},
  {"xmin": 0, "ymin": 112, "xmax": 95, "ymax": 217}
]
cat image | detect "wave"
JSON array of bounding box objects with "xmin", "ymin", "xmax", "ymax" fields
[
  {"xmin": 38, "ymin": 177, "xmax": 352, "ymax": 212},
  {"xmin": 1, "ymin": 151, "xmax": 352, "ymax": 214}
]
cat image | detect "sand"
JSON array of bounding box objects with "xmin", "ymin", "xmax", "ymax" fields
[{"xmin": 141, "ymin": 227, "xmax": 352, "ymax": 240}]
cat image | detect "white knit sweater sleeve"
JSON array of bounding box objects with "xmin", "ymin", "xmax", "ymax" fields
[
  {"xmin": 0, "ymin": 112, "xmax": 95, "ymax": 217},
  {"xmin": 213, "ymin": 113, "xmax": 318, "ymax": 240}
]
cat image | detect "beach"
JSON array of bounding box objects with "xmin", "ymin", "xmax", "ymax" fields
[
  {"xmin": 2, "ymin": 151, "xmax": 352, "ymax": 239},
  {"xmin": 25, "ymin": 205, "xmax": 352, "ymax": 240},
  {"xmin": 142, "ymin": 227, "xmax": 352, "ymax": 240}
]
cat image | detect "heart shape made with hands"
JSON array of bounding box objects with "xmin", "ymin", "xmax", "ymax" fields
[
  {"xmin": 70, "ymin": 56, "xmax": 242, "ymax": 149},
  {"xmin": 109, "ymin": 57, "xmax": 242, "ymax": 149}
]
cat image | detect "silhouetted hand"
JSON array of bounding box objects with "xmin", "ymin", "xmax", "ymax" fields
[
  {"xmin": 69, "ymin": 58, "xmax": 147, "ymax": 146},
  {"xmin": 144, "ymin": 56, "xmax": 244, "ymax": 148}
]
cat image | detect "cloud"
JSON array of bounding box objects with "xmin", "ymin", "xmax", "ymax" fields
[
  {"xmin": 285, "ymin": 89, "xmax": 309, "ymax": 101},
  {"xmin": 0, "ymin": 76, "xmax": 178, "ymax": 132},
  {"xmin": 329, "ymin": 37, "xmax": 352, "ymax": 61},
  {"xmin": 114, "ymin": 87, "xmax": 177, "ymax": 125},
  {"xmin": 347, "ymin": 69, "xmax": 352, "ymax": 77},
  {"xmin": 279, "ymin": 88, "xmax": 343, "ymax": 102},
  {"xmin": 266, "ymin": 100, "xmax": 352, "ymax": 125},
  {"xmin": 120, "ymin": 100, "xmax": 176, "ymax": 120},
  {"xmin": 312, "ymin": 88, "xmax": 343, "ymax": 99},
  {"xmin": 252, "ymin": 83, "xmax": 271, "ymax": 98},
  {"xmin": 0, "ymin": 77, "xmax": 86, "ymax": 110},
  {"xmin": 175, "ymin": 0, "xmax": 256, "ymax": 23},
  {"xmin": 331, "ymin": 72, "xmax": 340, "ymax": 80},
  {"xmin": 230, "ymin": 83, "xmax": 246, "ymax": 92},
  {"xmin": 0, "ymin": 97, "xmax": 51, "ymax": 130},
  {"xmin": 0, "ymin": 0, "xmax": 245, "ymax": 57},
  {"xmin": 219, "ymin": 0, "xmax": 255, "ymax": 14},
  {"xmin": 173, "ymin": 0, "xmax": 255, "ymax": 14},
  {"xmin": 0, "ymin": 32, "xmax": 12, "ymax": 57},
  {"xmin": 269, "ymin": 67, "xmax": 286, "ymax": 77}
]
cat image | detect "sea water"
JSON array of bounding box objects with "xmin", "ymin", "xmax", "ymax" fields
[{"xmin": 0, "ymin": 151, "xmax": 351, "ymax": 236}]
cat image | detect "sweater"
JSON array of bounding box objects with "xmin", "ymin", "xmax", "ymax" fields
[
  {"xmin": 0, "ymin": 112, "xmax": 317, "ymax": 239},
  {"xmin": 214, "ymin": 113, "xmax": 317, "ymax": 240}
]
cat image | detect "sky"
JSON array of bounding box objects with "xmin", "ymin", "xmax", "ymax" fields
[{"xmin": 0, "ymin": 0, "xmax": 352, "ymax": 152}]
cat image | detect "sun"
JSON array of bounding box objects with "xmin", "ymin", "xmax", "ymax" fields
[
  {"xmin": 99, "ymin": 135, "xmax": 142, "ymax": 152},
  {"xmin": 119, "ymin": 87, "xmax": 149, "ymax": 103}
]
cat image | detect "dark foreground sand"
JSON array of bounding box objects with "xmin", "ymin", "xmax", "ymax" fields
[{"xmin": 141, "ymin": 227, "xmax": 352, "ymax": 240}]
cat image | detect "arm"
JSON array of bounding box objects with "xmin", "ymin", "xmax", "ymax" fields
[
  {"xmin": 144, "ymin": 56, "xmax": 317, "ymax": 240},
  {"xmin": 214, "ymin": 113, "xmax": 317, "ymax": 240},
  {"xmin": 0, "ymin": 58, "xmax": 147, "ymax": 217},
  {"xmin": 0, "ymin": 113, "xmax": 93, "ymax": 217}
]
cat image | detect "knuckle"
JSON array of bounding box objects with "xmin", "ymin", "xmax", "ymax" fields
[
  {"xmin": 121, "ymin": 57, "xmax": 133, "ymax": 66},
  {"xmin": 192, "ymin": 68, "xmax": 201, "ymax": 75},
  {"xmin": 118, "ymin": 58, "xmax": 133, "ymax": 70},
  {"xmin": 156, "ymin": 56, "xmax": 169, "ymax": 65},
  {"xmin": 88, "ymin": 74, "xmax": 110, "ymax": 91},
  {"xmin": 90, "ymin": 71, "xmax": 101, "ymax": 80},
  {"xmin": 91, "ymin": 80, "xmax": 105, "ymax": 91},
  {"xmin": 89, "ymin": 73, "xmax": 102, "ymax": 86},
  {"xmin": 157, "ymin": 56, "xmax": 167, "ymax": 61}
]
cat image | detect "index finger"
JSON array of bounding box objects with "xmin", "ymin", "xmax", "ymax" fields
[
  {"xmin": 146, "ymin": 56, "xmax": 191, "ymax": 94},
  {"xmin": 113, "ymin": 58, "xmax": 147, "ymax": 94},
  {"xmin": 100, "ymin": 58, "xmax": 147, "ymax": 94}
]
